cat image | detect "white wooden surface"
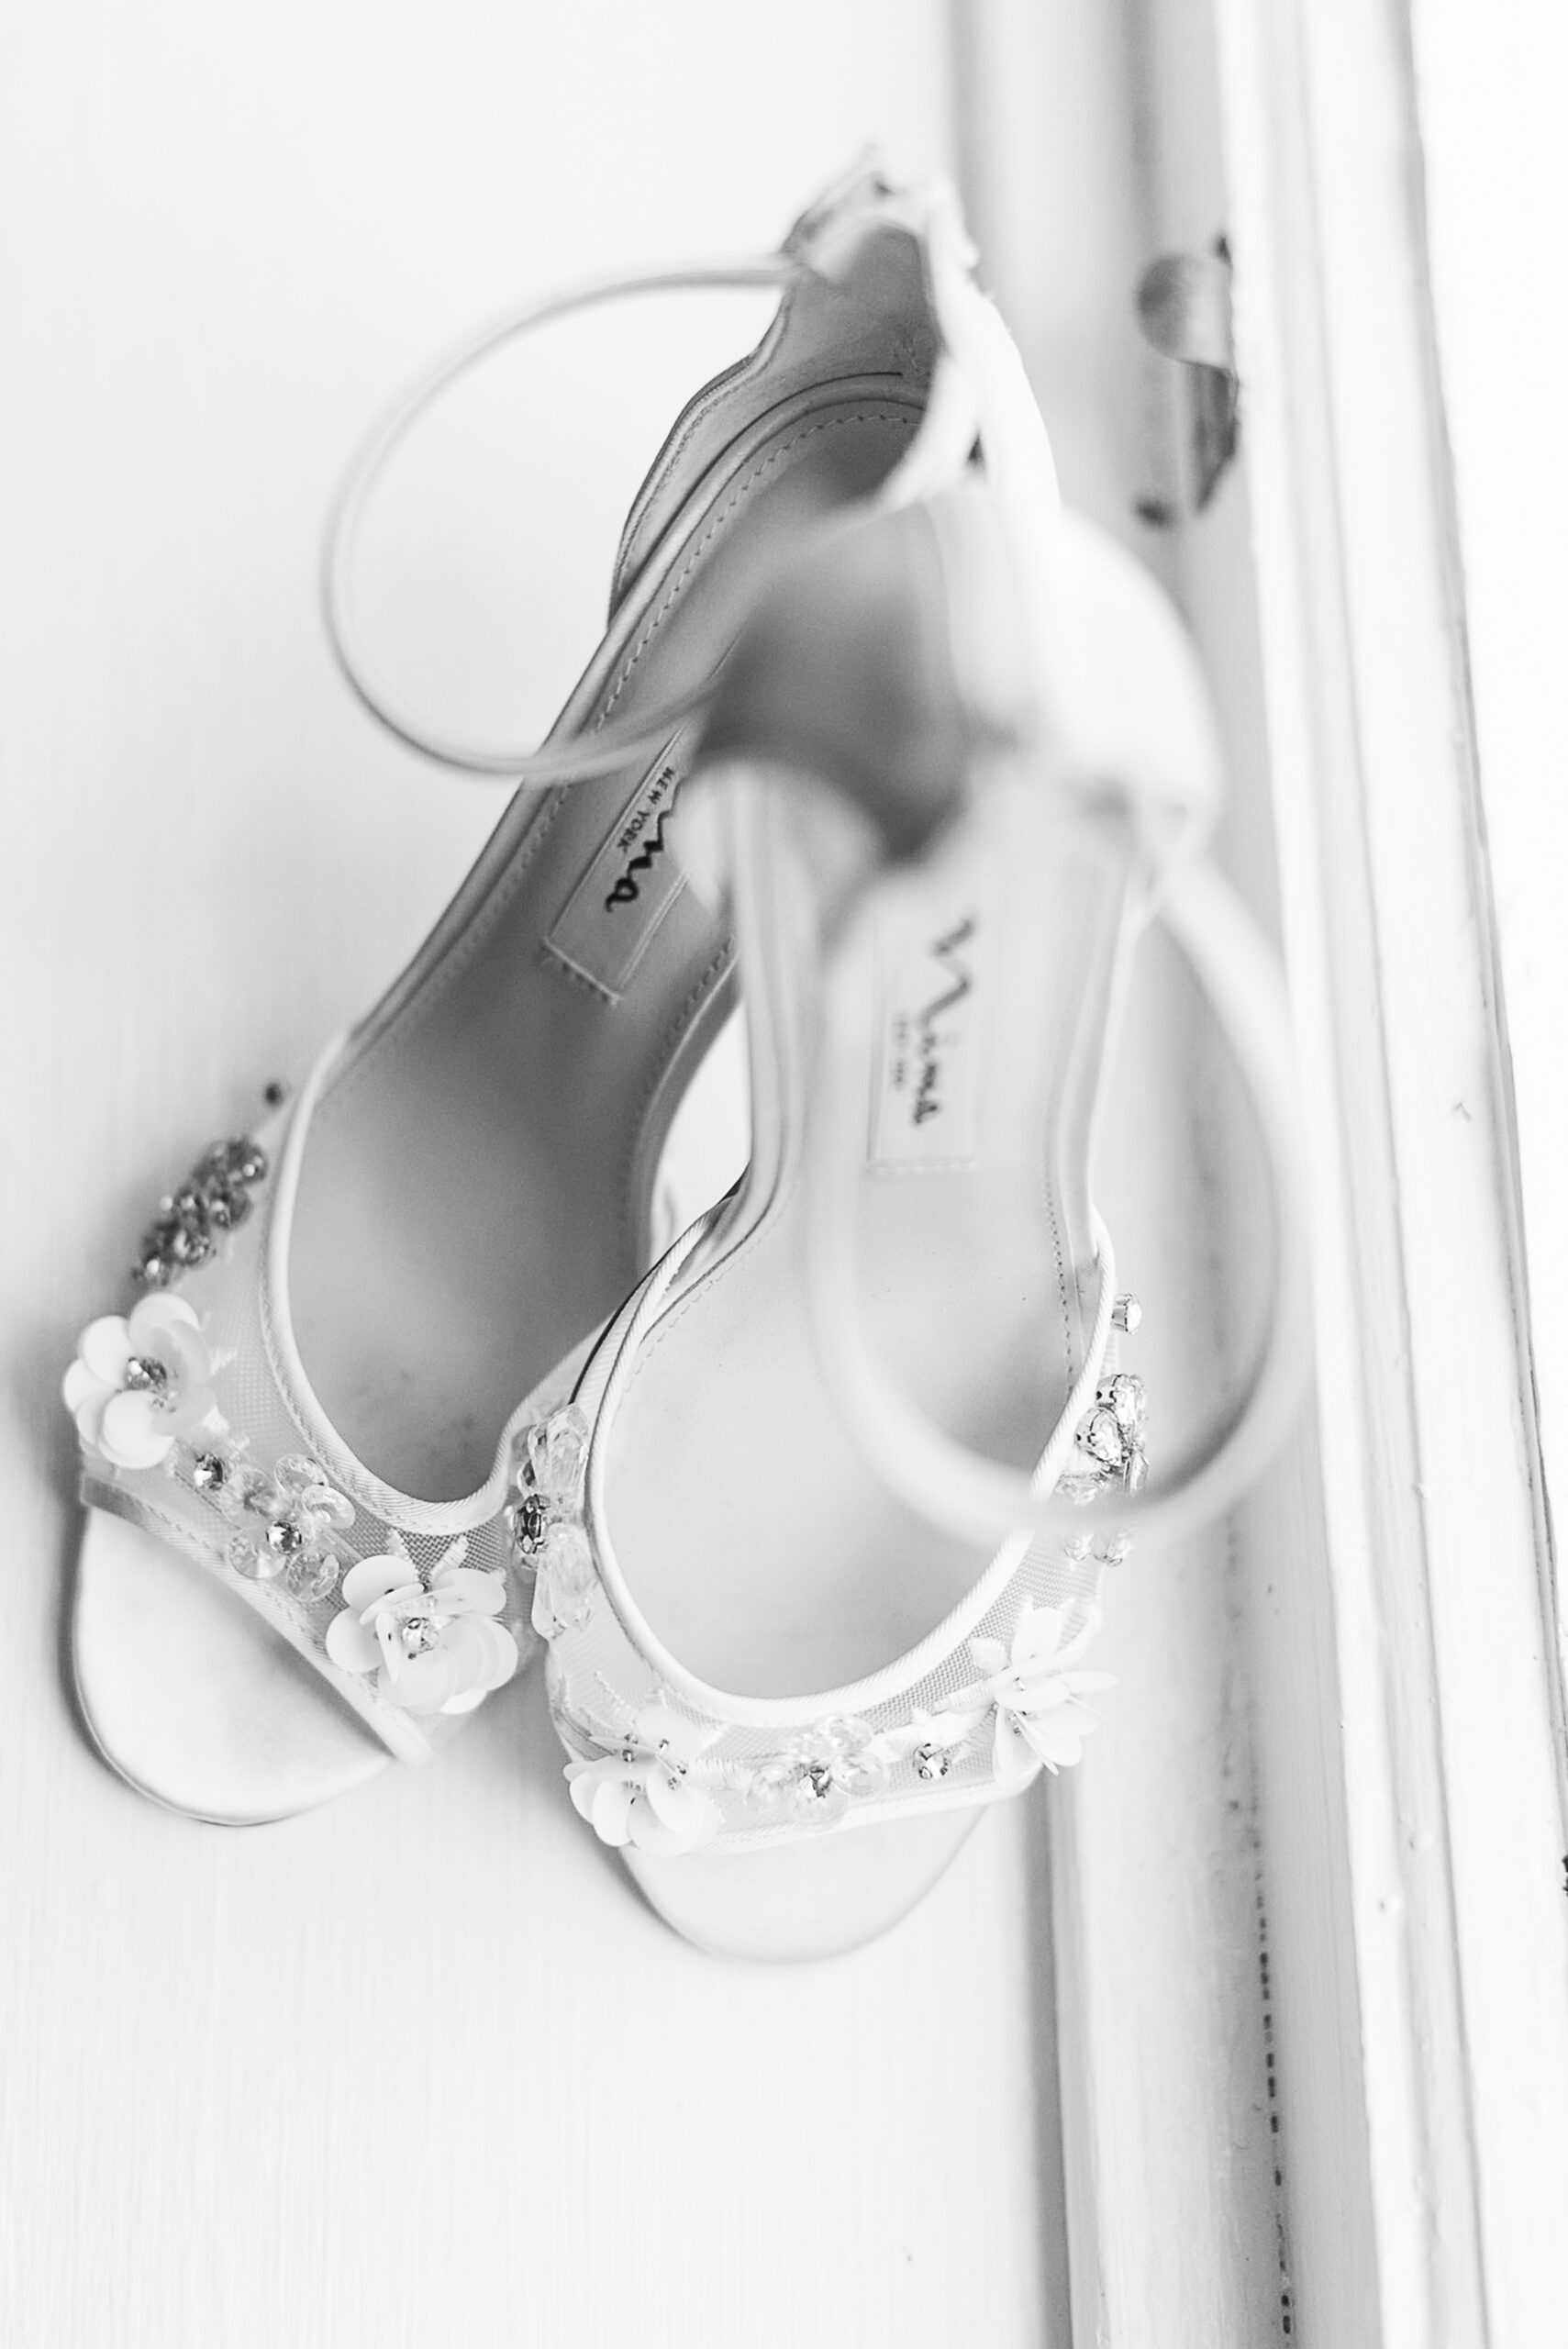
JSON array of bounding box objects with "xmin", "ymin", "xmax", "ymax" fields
[
  {"xmin": 1412, "ymin": 1, "xmax": 1568, "ymax": 1755},
  {"xmin": 1204, "ymin": 0, "xmax": 1568, "ymax": 2341},
  {"xmin": 0, "ymin": 6, "xmax": 1307, "ymax": 2343},
  {"xmin": 961, "ymin": 7, "xmax": 1288, "ymax": 2342},
  {"xmin": 982, "ymin": 3, "xmax": 1568, "ymax": 2340},
  {"xmin": 0, "ymin": 11, "xmax": 1059, "ymax": 2347}
]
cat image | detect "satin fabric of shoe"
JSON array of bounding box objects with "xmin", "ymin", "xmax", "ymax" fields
[{"xmin": 64, "ymin": 163, "xmax": 954, "ymax": 1820}]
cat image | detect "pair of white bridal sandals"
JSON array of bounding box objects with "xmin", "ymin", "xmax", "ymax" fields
[{"xmin": 63, "ymin": 164, "xmax": 1306, "ymax": 1960}]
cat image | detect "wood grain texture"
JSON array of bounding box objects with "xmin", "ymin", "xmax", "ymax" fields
[
  {"xmin": 1201, "ymin": 0, "xmax": 1568, "ymax": 2339},
  {"xmin": 959, "ymin": 10, "xmax": 1287, "ymax": 2341}
]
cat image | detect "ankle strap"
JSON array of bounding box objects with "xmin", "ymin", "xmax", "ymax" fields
[
  {"xmin": 323, "ymin": 172, "xmax": 1030, "ymax": 788},
  {"xmin": 323, "ymin": 255, "xmax": 796, "ymax": 783},
  {"xmin": 806, "ymin": 848, "xmax": 1311, "ymax": 1549}
]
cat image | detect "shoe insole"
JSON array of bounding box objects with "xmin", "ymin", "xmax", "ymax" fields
[
  {"xmin": 72, "ymin": 398, "xmax": 922, "ymax": 1819},
  {"xmin": 604, "ymin": 795, "xmax": 1128, "ymax": 1699},
  {"xmin": 74, "ymin": 1513, "xmax": 389, "ymax": 1823},
  {"xmin": 290, "ymin": 396, "xmax": 919, "ymax": 1501}
]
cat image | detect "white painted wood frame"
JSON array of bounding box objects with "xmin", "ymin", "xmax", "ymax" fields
[{"xmin": 964, "ymin": 1, "xmax": 1568, "ymax": 2342}]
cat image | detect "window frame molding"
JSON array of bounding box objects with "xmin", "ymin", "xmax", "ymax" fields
[
  {"xmin": 1210, "ymin": 1, "xmax": 1568, "ymax": 2337},
  {"xmin": 960, "ymin": 0, "xmax": 1568, "ymax": 2339}
]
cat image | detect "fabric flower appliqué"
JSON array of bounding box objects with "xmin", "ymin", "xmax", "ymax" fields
[
  {"xmin": 951, "ymin": 1601, "xmax": 1116, "ymax": 1789},
  {"xmin": 226, "ymin": 1455, "xmax": 356, "ymax": 1602},
  {"xmin": 566, "ymin": 1701, "xmax": 722, "ymax": 1856},
  {"xmin": 63, "ymin": 1294, "xmax": 219, "ymax": 1470},
  {"xmin": 325, "ymin": 1531, "xmax": 518, "ymax": 1716},
  {"xmin": 507, "ymin": 1406, "xmax": 595, "ymax": 1640},
  {"xmin": 741, "ymin": 1717, "xmax": 891, "ymax": 1826}
]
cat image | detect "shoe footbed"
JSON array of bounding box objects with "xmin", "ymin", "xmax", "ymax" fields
[
  {"xmin": 290, "ymin": 402, "xmax": 917, "ymax": 1503},
  {"xmin": 624, "ymin": 1800, "xmax": 991, "ymax": 1963},
  {"xmin": 72, "ymin": 404, "xmax": 920, "ymax": 1819},
  {"xmin": 598, "ymin": 774, "xmax": 1126, "ymax": 1956},
  {"xmin": 596, "ymin": 506, "xmax": 1215, "ymax": 1955},
  {"xmin": 73, "ymin": 1511, "xmax": 390, "ymax": 1824},
  {"xmin": 605, "ymin": 796, "xmax": 1125, "ymax": 1698}
]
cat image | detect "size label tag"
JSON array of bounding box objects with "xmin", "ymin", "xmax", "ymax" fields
[
  {"xmin": 870, "ymin": 908, "xmax": 982, "ymax": 1170},
  {"xmin": 546, "ymin": 735, "xmax": 689, "ymax": 999}
]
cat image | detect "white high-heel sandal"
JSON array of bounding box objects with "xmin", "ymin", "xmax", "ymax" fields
[
  {"xmin": 61, "ymin": 162, "xmax": 962, "ymax": 1823},
  {"xmin": 523, "ymin": 231, "xmax": 1307, "ymax": 1960}
]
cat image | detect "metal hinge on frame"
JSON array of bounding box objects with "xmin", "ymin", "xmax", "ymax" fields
[{"xmin": 1135, "ymin": 236, "xmax": 1239, "ymax": 522}]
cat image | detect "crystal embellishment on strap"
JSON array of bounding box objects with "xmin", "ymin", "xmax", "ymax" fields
[
  {"xmin": 134, "ymin": 1136, "xmax": 269, "ymax": 1288},
  {"xmin": 1061, "ymin": 1292, "xmax": 1148, "ymax": 1503},
  {"xmin": 538, "ymin": 1296, "xmax": 1148, "ymax": 1852},
  {"xmin": 737, "ymin": 1718, "xmax": 892, "ymax": 1826},
  {"xmin": 507, "ymin": 1406, "xmax": 596, "ymax": 1638},
  {"xmin": 223, "ymin": 1455, "xmax": 358, "ymax": 1603}
]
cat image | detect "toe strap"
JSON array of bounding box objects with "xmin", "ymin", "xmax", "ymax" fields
[
  {"xmin": 64, "ymin": 1081, "xmax": 537, "ymax": 1767},
  {"xmin": 79, "ymin": 1472, "xmax": 442, "ymax": 1768}
]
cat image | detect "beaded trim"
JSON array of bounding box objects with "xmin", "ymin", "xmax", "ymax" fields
[
  {"xmin": 529, "ymin": 1295, "xmax": 1148, "ymax": 1858},
  {"xmin": 134, "ymin": 1135, "xmax": 269, "ymax": 1288}
]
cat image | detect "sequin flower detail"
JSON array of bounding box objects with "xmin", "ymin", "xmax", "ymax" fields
[
  {"xmin": 742, "ymin": 1717, "xmax": 891, "ymax": 1826},
  {"xmin": 566, "ymin": 1702, "xmax": 722, "ymax": 1856},
  {"xmin": 507, "ymin": 1406, "xmax": 595, "ymax": 1640},
  {"xmin": 325, "ymin": 1531, "xmax": 518, "ymax": 1715},
  {"xmin": 63, "ymin": 1295, "xmax": 219, "ymax": 1470},
  {"xmin": 226, "ymin": 1455, "xmax": 356, "ymax": 1602},
  {"xmin": 954, "ymin": 1602, "xmax": 1116, "ymax": 1789}
]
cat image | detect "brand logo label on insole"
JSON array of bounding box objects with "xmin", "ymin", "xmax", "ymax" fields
[
  {"xmin": 546, "ymin": 735, "xmax": 689, "ymax": 998},
  {"xmin": 871, "ymin": 913, "xmax": 981, "ymax": 1169}
]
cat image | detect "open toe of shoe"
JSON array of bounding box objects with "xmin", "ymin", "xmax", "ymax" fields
[{"xmin": 72, "ymin": 1508, "xmax": 394, "ymax": 1824}]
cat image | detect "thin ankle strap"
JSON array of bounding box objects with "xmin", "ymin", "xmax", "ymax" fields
[
  {"xmin": 324, "ymin": 171, "xmax": 1014, "ymax": 787},
  {"xmin": 324, "ymin": 255, "xmax": 795, "ymax": 783},
  {"xmin": 806, "ymin": 847, "xmax": 1311, "ymax": 1549}
]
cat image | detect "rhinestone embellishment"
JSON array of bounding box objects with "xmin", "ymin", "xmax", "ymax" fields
[
  {"xmin": 224, "ymin": 1456, "xmax": 355, "ymax": 1600},
  {"xmin": 742, "ymin": 1720, "xmax": 891, "ymax": 1825},
  {"xmin": 509, "ymin": 1493, "xmax": 552, "ymax": 1557},
  {"xmin": 507, "ymin": 1407, "xmax": 596, "ymax": 1638},
  {"xmin": 1066, "ymin": 1371, "xmax": 1148, "ymax": 1497},
  {"xmin": 135, "ymin": 1136, "xmax": 270, "ymax": 1288}
]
